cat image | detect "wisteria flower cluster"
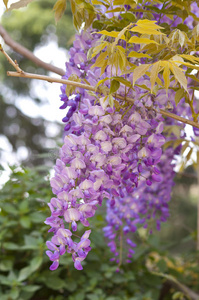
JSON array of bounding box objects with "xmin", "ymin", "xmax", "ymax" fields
[{"xmin": 45, "ymin": 2, "xmax": 196, "ymax": 270}]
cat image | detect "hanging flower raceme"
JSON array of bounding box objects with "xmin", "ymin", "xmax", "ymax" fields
[{"xmin": 45, "ymin": 1, "xmax": 197, "ymax": 270}]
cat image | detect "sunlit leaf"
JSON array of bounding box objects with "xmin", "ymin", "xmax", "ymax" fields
[
  {"xmin": 150, "ymin": 61, "xmax": 160, "ymax": 92},
  {"xmin": 170, "ymin": 63, "xmax": 188, "ymax": 93},
  {"xmin": 163, "ymin": 63, "xmax": 170, "ymax": 95},
  {"xmin": 131, "ymin": 25, "xmax": 164, "ymax": 35},
  {"xmin": 180, "ymin": 54, "xmax": 199, "ymax": 64},
  {"xmin": 53, "ymin": 0, "xmax": 67, "ymax": 23},
  {"xmin": 97, "ymin": 30, "xmax": 125, "ymax": 39},
  {"xmin": 133, "ymin": 64, "xmax": 151, "ymax": 85},
  {"xmin": 175, "ymin": 89, "xmax": 185, "ymax": 106},
  {"xmin": 136, "ymin": 19, "xmax": 164, "ymax": 30},
  {"xmin": 91, "ymin": 51, "xmax": 108, "ymax": 68},
  {"xmin": 128, "ymin": 51, "xmax": 151, "ymax": 59},
  {"xmin": 128, "ymin": 36, "xmax": 159, "ymax": 44}
]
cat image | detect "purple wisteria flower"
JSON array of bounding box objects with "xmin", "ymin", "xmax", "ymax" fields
[{"xmin": 45, "ymin": 1, "xmax": 195, "ymax": 270}]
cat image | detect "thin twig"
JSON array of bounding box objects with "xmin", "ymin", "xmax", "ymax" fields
[
  {"xmin": 0, "ymin": 24, "xmax": 65, "ymax": 76},
  {"xmin": 2, "ymin": 47, "xmax": 199, "ymax": 129},
  {"xmin": 0, "ymin": 45, "xmax": 23, "ymax": 73},
  {"xmin": 7, "ymin": 70, "xmax": 199, "ymax": 129},
  {"xmin": 7, "ymin": 71, "xmax": 95, "ymax": 91}
]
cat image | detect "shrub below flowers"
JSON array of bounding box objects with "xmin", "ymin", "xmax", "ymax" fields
[{"xmin": 0, "ymin": 165, "xmax": 198, "ymax": 300}]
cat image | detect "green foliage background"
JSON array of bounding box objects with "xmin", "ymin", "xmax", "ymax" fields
[{"xmin": 0, "ymin": 165, "xmax": 198, "ymax": 300}]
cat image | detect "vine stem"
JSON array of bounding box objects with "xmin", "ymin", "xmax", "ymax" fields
[
  {"xmin": 2, "ymin": 46, "xmax": 199, "ymax": 129},
  {"xmin": 7, "ymin": 70, "xmax": 199, "ymax": 129}
]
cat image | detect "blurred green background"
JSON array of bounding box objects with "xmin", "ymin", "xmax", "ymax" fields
[{"xmin": 0, "ymin": 1, "xmax": 199, "ymax": 299}]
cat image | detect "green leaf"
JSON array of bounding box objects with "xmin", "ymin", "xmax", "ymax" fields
[
  {"xmin": 22, "ymin": 285, "xmax": 41, "ymax": 293},
  {"xmin": 20, "ymin": 216, "xmax": 31, "ymax": 229},
  {"xmin": 30, "ymin": 212, "xmax": 45, "ymax": 223},
  {"xmin": 3, "ymin": 242, "xmax": 19, "ymax": 250},
  {"xmin": 9, "ymin": 287, "xmax": 19, "ymax": 300},
  {"xmin": 133, "ymin": 64, "xmax": 151, "ymax": 85},
  {"xmin": 0, "ymin": 259, "xmax": 13, "ymax": 271},
  {"xmin": 157, "ymin": 259, "xmax": 168, "ymax": 273},
  {"xmin": 3, "ymin": 203, "xmax": 18, "ymax": 215},
  {"xmin": 18, "ymin": 266, "xmax": 33, "ymax": 282},
  {"xmin": 45, "ymin": 276, "xmax": 66, "ymax": 290},
  {"xmin": 53, "ymin": 0, "xmax": 67, "ymax": 24},
  {"xmin": 19, "ymin": 200, "xmax": 29, "ymax": 213},
  {"xmin": 110, "ymin": 80, "xmax": 120, "ymax": 94},
  {"xmin": 30, "ymin": 256, "xmax": 43, "ymax": 272}
]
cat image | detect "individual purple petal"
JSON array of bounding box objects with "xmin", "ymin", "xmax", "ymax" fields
[
  {"xmin": 50, "ymin": 260, "xmax": 59, "ymax": 271},
  {"xmin": 46, "ymin": 241, "xmax": 58, "ymax": 251},
  {"xmin": 59, "ymin": 245, "xmax": 66, "ymax": 255},
  {"xmin": 81, "ymin": 230, "xmax": 91, "ymax": 240},
  {"xmin": 72, "ymin": 220, "xmax": 77, "ymax": 231},
  {"xmin": 64, "ymin": 208, "xmax": 81, "ymax": 222},
  {"xmin": 74, "ymin": 260, "xmax": 83, "ymax": 270}
]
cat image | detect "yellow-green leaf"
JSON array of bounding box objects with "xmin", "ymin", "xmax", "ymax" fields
[
  {"xmin": 91, "ymin": 51, "xmax": 108, "ymax": 69},
  {"xmin": 178, "ymin": 31, "xmax": 186, "ymax": 48},
  {"xmin": 109, "ymin": 94, "xmax": 114, "ymax": 108},
  {"xmin": 97, "ymin": 30, "xmax": 125, "ymax": 39},
  {"xmin": 53, "ymin": 0, "xmax": 67, "ymax": 23},
  {"xmin": 186, "ymin": 147, "xmax": 193, "ymax": 162},
  {"xmin": 128, "ymin": 36, "xmax": 159, "ymax": 44},
  {"xmin": 91, "ymin": 41, "xmax": 108, "ymax": 58},
  {"xmin": 173, "ymin": 139, "xmax": 184, "ymax": 149},
  {"xmin": 133, "ymin": 64, "xmax": 151, "ymax": 85},
  {"xmin": 131, "ymin": 27, "xmax": 163, "ymax": 35},
  {"xmin": 175, "ymin": 88, "xmax": 185, "ymax": 106},
  {"xmin": 181, "ymin": 141, "xmax": 189, "ymax": 155},
  {"xmin": 136, "ymin": 19, "xmax": 164, "ymax": 30},
  {"xmin": 163, "ymin": 63, "xmax": 170, "ymax": 95},
  {"xmin": 112, "ymin": 76, "xmax": 132, "ymax": 88},
  {"xmin": 95, "ymin": 77, "xmax": 109, "ymax": 88},
  {"xmin": 170, "ymin": 63, "xmax": 188, "ymax": 93},
  {"xmin": 150, "ymin": 61, "xmax": 160, "ymax": 92},
  {"xmin": 3, "ymin": 0, "xmax": 8, "ymax": 9},
  {"xmin": 180, "ymin": 54, "xmax": 199, "ymax": 64},
  {"xmin": 128, "ymin": 51, "xmax": 151, "ymax": 59},
  {"xmin": 110, "ymin": 79, "xmax": 120, "ymax": 94}
]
